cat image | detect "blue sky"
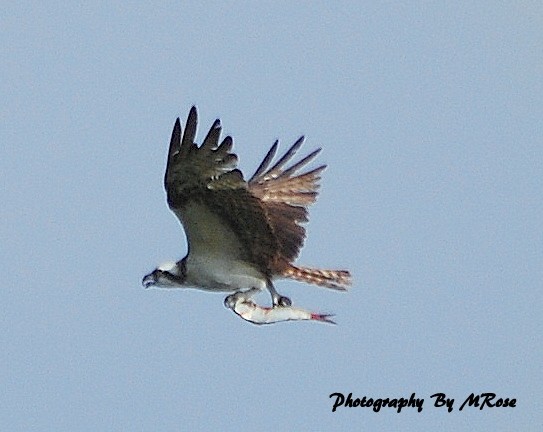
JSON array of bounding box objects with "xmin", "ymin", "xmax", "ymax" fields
[{"xmin": 1, "ymin": 1, "xmax": 541, "ymax": 430}]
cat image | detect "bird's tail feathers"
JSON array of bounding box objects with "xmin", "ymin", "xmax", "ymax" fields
[{"xmin": 282, "ymin": 264, "xmax": 351, "ymax": 290}]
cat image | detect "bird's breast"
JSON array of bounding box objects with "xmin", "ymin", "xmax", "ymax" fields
[{"xmin": 184, "ymin": 253, "xmax": 267, "ymax": 292}]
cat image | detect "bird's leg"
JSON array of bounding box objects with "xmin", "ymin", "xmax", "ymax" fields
[
  {"xmin": 267, "ymin": 281, "xmax": 291, "ymax": 307},
  {"xmin": 224, "ymin": 287, "xmax": 259, "ymax": 309}
]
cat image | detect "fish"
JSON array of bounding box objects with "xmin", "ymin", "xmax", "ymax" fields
[{"xmin": 228, "ymin": 298, "xmax": 336, "ymax": 325}]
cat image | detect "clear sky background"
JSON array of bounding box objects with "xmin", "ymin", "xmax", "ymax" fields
[{"xmin": 1, "ymin": 1, "xmax": 541, "ymax": 430}]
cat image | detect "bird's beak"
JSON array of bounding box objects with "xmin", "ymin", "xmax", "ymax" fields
[{"xmin": 142, "ymin": 273, "xmax": 156, "ymax": 289}]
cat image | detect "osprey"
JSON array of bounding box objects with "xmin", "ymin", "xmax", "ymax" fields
[{"xmin": 143, "ymin": 107, "xmax": 351, "ymax": 322}]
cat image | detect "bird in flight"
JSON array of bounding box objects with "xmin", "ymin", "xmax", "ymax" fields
[{"xmin": 142, "ymin": 107, "xmax": 351, "ymax": 324}]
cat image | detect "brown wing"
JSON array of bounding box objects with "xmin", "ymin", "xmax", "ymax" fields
[
  {"xmin": 249, "ymin": 137, "xmax": 326, "ymax": 263},
  {"xmin": 165, "ymin": 106, "xmax": 243, "ymax": 204},
  {"xmin": 164, "ymin": 107, "xmax": 279, "ymax": 269}
]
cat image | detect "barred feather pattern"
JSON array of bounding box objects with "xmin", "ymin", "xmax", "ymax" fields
[
  {"xmin": 282, "ymin": 264, "xmax": 352, "ymax": 291},
  {"xmin": 249, "ymin": 138, "xmax": 326, "ymax": 262},
  {"xmin": 249, "ymin": 137, "xmax": 325, "ymax": 208}
]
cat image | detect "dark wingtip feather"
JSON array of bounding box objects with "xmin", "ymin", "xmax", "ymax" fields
[
  {"xmin": 212, "ymin": 118, "xmax": 221, "ymax": 129},
  {"xmin": 215, "ymin": 136, "xmax": 233, "ymax": 158},
  {"xmin": 266, "ymin": 135, "xmax": 305, "ymax": 175},
  {"xmin": 167, "ymin": 118, "xmax": 181, "ymax": 158},
  {"xmin": 277, "ymin": 147, "xmax": 322, "ymax": 179},
  {"xmin": 182, "ymin": 106, "xmax": 198, "ymax": 150},
  {"xmin": 164, "ymin": 117, "xmax": 182, "ymax": 188},
  {"xmin": 249, "ymin": 140, "xmax": 279, "ymax": 182},
  {"xmin": 201, "ymin": 118, "xmax": 222, "ymax": 152}
]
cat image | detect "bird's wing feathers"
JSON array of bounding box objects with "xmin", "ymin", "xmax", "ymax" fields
[
  {"xmin": 164, "ymin": 107, "xmax": 277, "ymax": 266},
  {"xmin": 249, "ymin": 137, "xmax": 326, "ymax": 262},
  {"xmin": 165, "ymin": 107, "xmax": 243, "ymax": 200},
  {"xmin": 164, "ymin": 106, "xmax": 324, "ymax": 270}
]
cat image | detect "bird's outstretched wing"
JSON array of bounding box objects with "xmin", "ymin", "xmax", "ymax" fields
[
  {"xmin": 249, "ymin": 137, "xmax": 325, "ymax": 262},
  {"xmin": 164, "ymin": 107, "xmax": 278, "ymax": 266},
  {"xmin": 164, "ymin": 107, "xmax": 324, "ymax": 272},
  {"xmin": 165, "ymin": 106, "xmax": 244, "ymax": 201}
]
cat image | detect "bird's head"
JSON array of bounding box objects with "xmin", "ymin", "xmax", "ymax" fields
[{"xmin": 142, "ymin": 259, "xmax": 186, "ymax": 289}]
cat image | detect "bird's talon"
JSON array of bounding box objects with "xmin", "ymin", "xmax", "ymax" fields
[{"xmin": 277, "ymin": 296, "xmax": 292, "ymax": 307}]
